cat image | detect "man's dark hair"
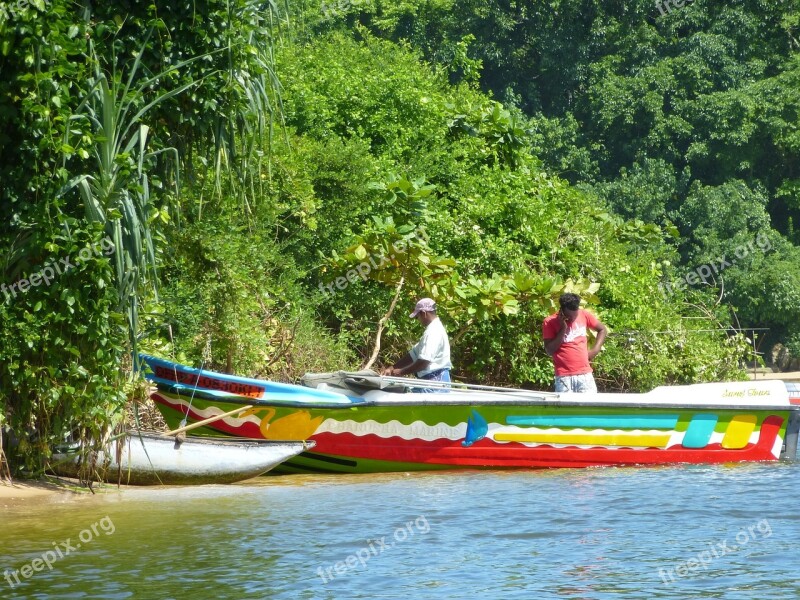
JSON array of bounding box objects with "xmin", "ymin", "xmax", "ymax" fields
[{"xmin": 559, "ymin": 293, "xmax": 581, "ymax": 311}]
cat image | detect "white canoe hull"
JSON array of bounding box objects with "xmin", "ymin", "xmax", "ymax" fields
[{"xmin": 52, "ymin": 432, "xmax": 312, "ymax": 485}]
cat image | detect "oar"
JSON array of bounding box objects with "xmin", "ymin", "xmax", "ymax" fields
[{"xmin": 165, "ymin": 404, "xmax": 254, "ymax": 437}]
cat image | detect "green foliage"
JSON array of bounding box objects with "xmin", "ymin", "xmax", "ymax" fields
[
  {"xmin": 591, "ymin": 158, "xmax": 684, "ymax": 224},
  {"xmin": 0, "ymin": 0, "xmax": 289, "ymax": 470},
  {"xmin": 673, "ymin": 180, "xmax": 772, "ymax": 264},
  {"xmin": 84, "ymin": 0, "xmax": 288, "ymax": 213},
  {"xmin": 275, "ymin": 29, "xmax": 748, "ymax": 389},
  {"xmin": 59, "ymin": 43, "xmax": 188, "ymax": 354},
  {"xmin": 447, "ymin": 101, "xmax": 531, "ymax": 169},
  {"xmin": 276, "ymin": 31, "xmax": 449, "ymax": 164},
  {"xmin": 724, "ymin": 236, "xmax": 800, "ymax": 346},
  {"xmin": 0, "ymin": 220, "xmax": 127, "ymax": 473},
  {"xmin": 302, "ymin": 0, "xmax": 800, "ymax": 361},
  {"xmin": 155, "ymin": 209, "xmax": 354, "ymax": 380},
  {"xmin": 529, "ymin": 113, "xmax": 599, "ymax": 182}
]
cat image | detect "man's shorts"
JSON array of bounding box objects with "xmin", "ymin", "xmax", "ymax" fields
[{"xmin": 554, "ymin": 373, "xmax": 597, "ymax": 393}]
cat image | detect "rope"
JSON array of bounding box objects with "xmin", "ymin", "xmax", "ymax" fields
[{"xmin": 173, "ymin": 333, "xmax": 212, "ymax": 430}]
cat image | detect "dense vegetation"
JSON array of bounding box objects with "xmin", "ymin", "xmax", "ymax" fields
[
  {"xmin": 2, "ymin": 0, "xmax": 797, "ymax": 471},
  {"xmin": 307, "ymin": 0, "xmax": 800, "ymax": 348}
]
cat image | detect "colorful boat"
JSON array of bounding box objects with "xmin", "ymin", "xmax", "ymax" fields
[
  {"xmin": 139, "ymin": 354, "xmax": 800, "ymax": 474},
  {"xmin": 51, "ymin": 431, "xmax": 313, "ymax": 485}
]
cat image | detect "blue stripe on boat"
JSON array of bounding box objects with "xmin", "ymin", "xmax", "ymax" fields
[
  {"xmin": 139, "ymin": 354, "xmax": 356, "ymax": 403},
  {"xmin": 506, "ymin": 414, "xmax": 680, "ymax": 429},
  {"xmin": 681, "ymin": 414, "xmax": 718, "ymax": 448},
  {"xmin": 160, "ymin": 382, "xmax": 365, "ymax": 405}
]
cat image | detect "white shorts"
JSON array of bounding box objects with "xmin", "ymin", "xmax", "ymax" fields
[{"xmin": 554, "ymin": 373, "xmax": 597, "ymax": 393}]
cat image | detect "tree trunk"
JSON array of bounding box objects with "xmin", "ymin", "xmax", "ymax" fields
[{"xmin": 362, "ymin": 276, "xmax": 405, "ymax": 370}]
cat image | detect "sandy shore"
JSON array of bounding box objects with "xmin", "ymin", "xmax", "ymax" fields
[{"xmin": 0, "ymin": 477, "xmax": 112, "ymax": 507}]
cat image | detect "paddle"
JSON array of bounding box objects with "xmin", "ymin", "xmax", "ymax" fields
[{"xmin": 165, "ymin": 404, "xmax": 254, "ymax": 437}]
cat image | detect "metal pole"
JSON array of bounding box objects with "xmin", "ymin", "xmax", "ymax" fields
[
  {"xmin": 783, "ymin": 410, "xmax": 800, "ymax": 460},
  {"xmin": 379, "ymin": 375, "xmax": 558, "ymax": 396}
]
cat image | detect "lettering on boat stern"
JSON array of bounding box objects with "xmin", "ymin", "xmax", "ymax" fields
[
  {"xmin": 316, "ymin": 515, "xmax": 431, "ymax": 584},
  {"xmin": 152, "ymin": 366, "xmax": 263, "ymax": 398},
  {"xmin": 4, "ymin": 516, "xmax": 115, "ymax": 589},
  {"xmin": 721, "ymin": 388, "xmax": 771, "ymax": 399}
]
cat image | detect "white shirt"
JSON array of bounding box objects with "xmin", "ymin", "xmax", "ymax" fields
[{"xmin": 409, "ymin": 317, "xmax": 452, "ymax": 376}]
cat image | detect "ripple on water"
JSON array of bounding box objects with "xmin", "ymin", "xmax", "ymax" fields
[{"xmin": 1, "ymin": 463, "xmax": 799, "ymax": 599}]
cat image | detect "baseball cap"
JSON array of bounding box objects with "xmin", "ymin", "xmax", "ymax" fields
[{"xmin": 409, "ymin": 298, "xmax": 436, "ymax": 318}]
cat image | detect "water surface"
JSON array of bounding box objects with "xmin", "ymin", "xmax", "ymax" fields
[{"xmin": 2, "ymin": 462, "xmax": 799, "ymax": 599}]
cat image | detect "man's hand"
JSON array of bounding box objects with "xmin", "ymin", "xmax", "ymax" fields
[{"xmin": 587, "ymin": 322, "xmax": 608, "ymax": 361}]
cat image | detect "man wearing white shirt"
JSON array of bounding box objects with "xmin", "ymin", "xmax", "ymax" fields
[{"xmin": 381, "ymin": 298, "xmax": 452, "ymax": 392}]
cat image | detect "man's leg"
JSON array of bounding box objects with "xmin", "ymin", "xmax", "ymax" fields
[
  {"xmin": 415, "ymin": 369, "xmax": 450, "ymax": 394},
  {"xmin": 574, "ymin": 373, "xmax": 597, "ymax": 393},
  {"xmin": 432, "ymin": 369, "xmax": 451, "ymax": 393},
  {"xmin": 554, "ymin": 376, "xmax": 571, "ymax": 393}
]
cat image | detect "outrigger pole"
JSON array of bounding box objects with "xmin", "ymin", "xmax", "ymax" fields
[{"xmin": 378, "ymin": 375, "xmax": 559, "ymax": 396}]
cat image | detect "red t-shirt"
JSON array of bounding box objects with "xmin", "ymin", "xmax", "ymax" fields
[{"xmin": 542, "ymin": 309, "xmax": 600, "ymax": 376}]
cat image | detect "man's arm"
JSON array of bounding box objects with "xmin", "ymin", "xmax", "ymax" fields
[
  {"xmin": 382, "ymin": 353, "xmax": 430, "ymax": 376},
  {"xmin": 393, "ymin": 357, "xmax": 431, "ymax": 376},
  {"xmin": 587, "ymin": 321, "xmax": 608, "ymax": 360},
  {"xmin": 543, "ymin": 313, "xmax": 568, "ymax": 356},
  {"xmin": 544, "ymin": 333, "xmax": 565, "ymax": 356},
  {"xmin": 382, "ymin": 353, "xmax": 411, "ymax": 375}
]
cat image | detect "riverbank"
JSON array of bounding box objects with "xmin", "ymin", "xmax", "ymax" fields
[
  {"xmin": 0, "ymin": 477, "xmax": 118, "ymax": 508},
  {"xmin": 747, "ymin": 370, "xmax": 800, "ymax": 382}
]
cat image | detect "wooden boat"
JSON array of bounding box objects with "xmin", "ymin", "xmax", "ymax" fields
[
  {"xmin": 51, "ymin": 431, "xmax": 313, "ymax": 485},
  {"xmin": 140, "ymin": 354, "xmax": 800, "ymax": 474}
]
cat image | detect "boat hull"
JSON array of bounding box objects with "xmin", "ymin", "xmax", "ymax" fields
[
  {"xmin": 52, "ymin": 432, "xmax": 312, "ymax": 485},
  {"xmin": 150, "ymin": 388, "xmax": 797, "ymax": 474}
]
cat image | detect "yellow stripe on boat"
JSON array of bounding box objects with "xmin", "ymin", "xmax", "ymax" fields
[
  {"xmin": 721, "ymin": 414, "xmax": 758, "ymax": 449},
  {"xmin": 493, "ymin": 431, "xmax": 671, "ymax": 448}
]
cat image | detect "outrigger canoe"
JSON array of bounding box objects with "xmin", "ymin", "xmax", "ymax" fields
[
  {"xmin": 139, "ymin": 354, "xmax": 800, "ymax": 474},
  {"xmin": 51, "ymin": 431, "xmax": 313, "ymax": 485}
]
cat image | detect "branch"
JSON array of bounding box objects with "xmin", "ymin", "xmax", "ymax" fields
[
  {"xmin": 362, "ymin": 275, "xmax": 405, "ymax": 370},
  {"xmin": 452, "ymin": 318, "xmax": 475, "ymax": 345}
]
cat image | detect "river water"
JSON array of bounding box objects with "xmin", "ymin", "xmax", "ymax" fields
[{"xmin": 2, "ymin": 462, "xmax": 798, "ymax": 599}]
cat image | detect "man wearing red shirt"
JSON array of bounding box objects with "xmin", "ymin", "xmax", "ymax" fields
[{"xmin": 542, "ymin": 293, "xmax": 607, "ymax": 393}]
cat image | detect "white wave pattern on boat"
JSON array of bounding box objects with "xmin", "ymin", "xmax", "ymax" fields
[
  {"xmin": 316, "ymin": 418, "xmax": 466, "ymax": 441},
  {"xmin": 162, "ymin": 395, "xmax": 262, "ymax": 429}
]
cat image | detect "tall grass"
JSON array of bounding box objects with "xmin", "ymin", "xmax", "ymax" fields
[{"xmin": 59, "ymin": 38, "xmax": 215, "ymax": 357}]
